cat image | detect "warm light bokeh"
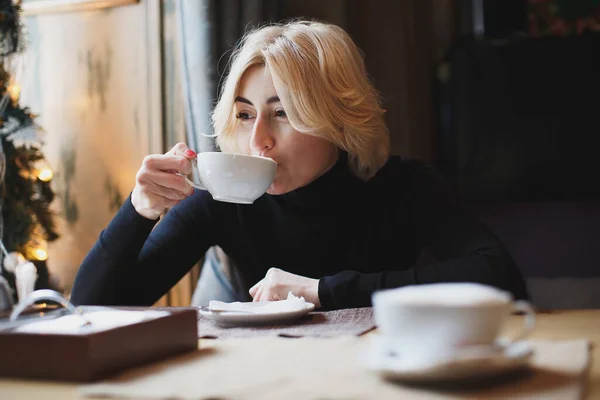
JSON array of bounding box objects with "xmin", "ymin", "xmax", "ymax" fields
[{"xmin": 37, "ymin": 166, "xmax": 53, "ymax": 182}]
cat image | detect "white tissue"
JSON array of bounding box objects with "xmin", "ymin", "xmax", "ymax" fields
[
  {"xmin": 15, "ymin": 261, "xmax": 37, "ymax": 303},
  {"xmin": 209, "ymin": 292, "xmax": 310, "ymax": 314}
]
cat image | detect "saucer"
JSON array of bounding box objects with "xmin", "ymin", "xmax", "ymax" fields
[
  {"xmin": 198, "ymin": 302, "xmax": 315, "ymax": 326},
  {"xmin": 360, "ymin": 337, "xmax": 534, "ymax": 383}
]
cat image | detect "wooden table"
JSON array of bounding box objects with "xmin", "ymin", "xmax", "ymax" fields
[
  {"xmin": 1, "ymin": 309, "xmax": 599, "ymax": 399},
  {"xmin": 502, "ymin": 310, "xmax": 599, "ymax": 399}
]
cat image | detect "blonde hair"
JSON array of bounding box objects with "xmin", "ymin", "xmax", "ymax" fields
[{"xmin": 212, "ymin": 20, "xmax": 390, "ymax": 180}]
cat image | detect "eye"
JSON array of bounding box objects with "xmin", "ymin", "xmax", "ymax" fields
[
  {"xmin": 236, "ymin": 112, "xmax": 254, "ymax": 120},
  {"xmin": 274, "ymin": 109, "xmax": 287, "ymax": 118}
]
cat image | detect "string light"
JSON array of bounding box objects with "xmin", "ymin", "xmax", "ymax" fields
[
  {"xmin": 35, "ymin": 159, "xmax": 54, "ymax": 182},
  {"xmin": 24, "ymin": 230, "xmax": 48, "ymax": 261},
  {"xmin": 32, "ymin": 248, "xmax": 48, "ymax": 261},
  {"xmin": 37, "ymin": 166, "xmax": 53, "ymax": 182},
  {"xmin": 7, "ymin": 82, "xmax": 21, "ymax": 104}
]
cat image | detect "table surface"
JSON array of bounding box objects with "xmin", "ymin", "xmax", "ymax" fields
[
  {"xmin": 502, "ymin": 309, "xmax": 599, "ymax": 399},
  {"xmin": 1, "ymin": 309, "xmax": 599, "ymax": 399}
]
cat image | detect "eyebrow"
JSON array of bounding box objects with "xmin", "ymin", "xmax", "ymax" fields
[{"xmin": 235, "ymin": 96, "xmax": 281, "ymax": 106}]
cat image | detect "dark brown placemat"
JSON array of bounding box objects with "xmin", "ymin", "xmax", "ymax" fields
[{"xmin": 197, "ymin": 307, "xmax": 374, "ymax": 339}]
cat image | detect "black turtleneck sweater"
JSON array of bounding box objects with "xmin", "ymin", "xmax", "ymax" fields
[{"xmin": 70, "ymin": 155, "xmax": 528, "ymax": 309}]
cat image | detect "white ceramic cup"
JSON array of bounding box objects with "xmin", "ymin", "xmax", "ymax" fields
[
  {"xmin": 182, "ymin": 152, "xmax": 277, "ymax": 204},
  {"xmin": 372, "ymin": 283, "xmax": 536, "ymax": 366}
]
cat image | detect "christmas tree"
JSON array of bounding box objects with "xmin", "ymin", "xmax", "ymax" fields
[{"xmin": 0, "ymin": 0, "xmax": 60, "ymax": 304}]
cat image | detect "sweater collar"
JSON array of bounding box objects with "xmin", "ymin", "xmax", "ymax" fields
[{"xmin": 271, "ymin": 151, "xmax": 358, "ymax": 210}]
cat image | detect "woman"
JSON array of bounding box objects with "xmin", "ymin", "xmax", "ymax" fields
[{"xmin": 71, "ymin": 20, "xmax": 527, "ymax": 309}]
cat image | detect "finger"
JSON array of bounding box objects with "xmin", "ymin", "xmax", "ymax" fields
[
  {"xmin": 136, "ymin": 192, "xmax": 180, "ymax": 214},
  {"xmin": 166, "ymin": 142, "xmax": 189, "ymax": 156},
  {"xmin": 149, "ymin": 182, "xmax": 187, "ymax": 201},
  {"xmin": 270, "ymin": 291, "xmax": 281, "ymax": 301},
  {"xmin": 137, "ymin": 169, "xmax": 191, "ymax": 198},
  {"xmin": 162, "ymin": 171, "xmax": 198, "ymax": 195},
  {"xmin": 183, "ymin": 148, "xmax": 197, "ymax": 159},
  {"xmin": 143, "ymin": 154, "xmax": 193, "ymax": 176},
  {"xmin": 168, "ymin": 142, "xmax": 197, "ymax": 161},
  {"xmin": 249, "ymin": 279, "xmax": 263, "ymax": 298},
  {"xmin": 253, "ymin": 286, "xmax": 264, "ymax": 302},
  {"xmin": 143, "ymin": 170, "xmax": 190, "ymax": 194},
  {"xmin": 263, "ymin": 288, "xmax": 281, "ymax": 302}
]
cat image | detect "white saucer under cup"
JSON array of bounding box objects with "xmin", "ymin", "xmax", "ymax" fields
[
  {"xmin": 366, "ymin": 283, "xmax": 537, "ymax": 381},
  {"xmin": 361, "ymin": 336, "xmax": 534, "ymax": 384}
]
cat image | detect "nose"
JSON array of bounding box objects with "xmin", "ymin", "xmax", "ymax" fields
[{"xmin": 248, "ymin": 115, "xmax": 274, "ymax": 156}]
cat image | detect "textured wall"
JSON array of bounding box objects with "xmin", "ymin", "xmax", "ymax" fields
[
  {"xmin": 162, "ymin": 0, "xmax": 186, "ymax": 149},
  {"xmin": 21, "ymin": 1, "xmax": 162, "ymax": 294}
]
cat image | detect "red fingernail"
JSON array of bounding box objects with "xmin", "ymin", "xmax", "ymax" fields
[{"xmin": 185, "ymin": 149, "xmax": 196, "ymax": 157}]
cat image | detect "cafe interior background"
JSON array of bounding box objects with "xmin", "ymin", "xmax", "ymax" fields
[{"xmin": 1, "ymin": 0, "xmax": 599, "ymax": 309}]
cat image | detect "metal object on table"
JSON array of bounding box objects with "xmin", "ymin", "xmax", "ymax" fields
[
  {"xmin": 0, "ymin": 275, "xmax": 13, "ymax": 314},
  {"xmin": 197, "ymin": 305, "xmax": 253, "ymax": 314},
  {"xmin": 8, "ymin": 289, "xmax": 92, "ymax": 327}
]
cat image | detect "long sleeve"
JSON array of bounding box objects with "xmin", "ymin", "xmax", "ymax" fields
[
  {"xmin": 318, "ymin": 160, "xmax": 528, "ymax": 309},
  {"xmin": 71, "ymin": 190, "xmax": 220, "ymax": 306}
]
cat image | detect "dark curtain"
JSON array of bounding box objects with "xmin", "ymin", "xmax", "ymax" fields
[
  {"xmin": 210, "ymin": 0, "xmax": 281, "ymax": 96},
  {"xmin": 177, "ymin": 0, "xmax": 281, "ymax": 153}
]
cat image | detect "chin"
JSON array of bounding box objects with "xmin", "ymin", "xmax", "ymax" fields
[
  {"xmin": 266, "ymin": 179, "xmax": 293, "ymax": 195},
  {"xmin": 266, "ymin": 185, "xmax": 285, "ymax": 195}
]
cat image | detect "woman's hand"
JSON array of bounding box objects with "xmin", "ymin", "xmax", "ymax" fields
[
  {"xmin": 131, "ymin": 142, "xmax": 197, "ymax": 220},
  {"xmin": 249, "ymin": 268, "xmax": 321, "ymax": 307}
]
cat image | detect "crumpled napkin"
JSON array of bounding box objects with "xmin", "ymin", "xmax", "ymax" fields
[{"xmin": 208, "ymin": 292, "xmax": 311, "ymax": 314}]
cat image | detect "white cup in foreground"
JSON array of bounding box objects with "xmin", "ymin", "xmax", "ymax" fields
[
  {"xmin": 372, "ymin": 283, "xmax": 536, "ymax": 366},
  {"xmin": 183, "ymin": 152, "xmax": 277, "ymax": 204}
]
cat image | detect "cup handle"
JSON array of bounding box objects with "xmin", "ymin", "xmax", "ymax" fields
[
  {"xmin": 177, "ymin": 158, "xmax": 206, "ymax": 190},
  {"xmin": 181, "ymin": 175, "xmax": 206, "ymax": 190},
  {"xmin": 506, "ymin": 300, "xmax": 536, "ymax": 344},
  {"xmin": 10, "ymin": 289, "xmax": 80, "ymax": 321}
]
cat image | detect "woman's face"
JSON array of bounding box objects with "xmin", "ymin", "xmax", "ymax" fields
[{"xmin": 234, "ymin": 65, "xmax": 339, "ymax": 195}]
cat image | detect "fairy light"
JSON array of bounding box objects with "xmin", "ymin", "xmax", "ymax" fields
[
  {"xmin": 35, "ymin": 160, "xmax": 54, "ymax": 182},
  {"xmin": 37, "ymin": 166, "xmax": 53, "ymax": 182},
  {"xmin": 32, "ymin": 248, "xmax": 48, "ymax": 261},
  {"xmin": 25, "ymin": 230, "xmax": 48, "ymax": 261},
  {"xmin": 7, "ymin": 82, "xmax": 21, "ymax": 103}
]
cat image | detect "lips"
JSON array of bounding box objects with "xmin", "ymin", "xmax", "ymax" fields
[{"xmin": 255, "ymin": 153, "xmax": 279, "ymax": 166}]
